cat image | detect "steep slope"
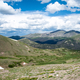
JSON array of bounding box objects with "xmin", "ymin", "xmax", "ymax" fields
[
  {"xmin": 0, "ymin": 35, "xmax": 34, "ymax": 68},
  {"xmin": 0, "ymin": 35, "xmax": 29, "ymax": 55}
]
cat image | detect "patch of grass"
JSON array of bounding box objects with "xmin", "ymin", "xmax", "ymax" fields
[
  {"xmin": 37, "ymin": 72, "xmax": 46, "ymax": 75},
  {"xmin": 17, "ymin": 77, "xmax": 38, "ymax": 80},
  {"xmin": 48, "ymin": 75, "xmax": 53, "ymax": 78},
  {"xmin": 50, "ymin": 71, "xmax": 55, "ymax": 73}
]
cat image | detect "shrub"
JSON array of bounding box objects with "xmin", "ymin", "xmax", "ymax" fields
[{"xmin": 8, "ymin": 64, "xmax": 15, "ymax": 68}]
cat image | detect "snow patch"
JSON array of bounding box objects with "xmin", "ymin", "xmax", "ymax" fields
[{"xmin": 0, "ymin": 66, "xmax": 4, "ymax": 70}]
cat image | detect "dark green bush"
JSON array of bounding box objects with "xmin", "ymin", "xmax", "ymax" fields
[{"xmin": 8, "ymin": 64, "xmax": 15, "ymax": 68}]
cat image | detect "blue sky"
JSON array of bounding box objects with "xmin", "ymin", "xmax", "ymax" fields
[{"xmin": 0, "ymin": 0, "xmax": 80, "ymax": 36}]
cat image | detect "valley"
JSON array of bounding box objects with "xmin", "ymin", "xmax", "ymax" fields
[{"xmin": 18, "ymin": 30, "xmax": 80, "ymax": 50}]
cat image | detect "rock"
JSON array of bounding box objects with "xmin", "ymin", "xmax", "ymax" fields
[{"xmin": 21, "ymin": 62, "xmax": 27, "ymax": 66}]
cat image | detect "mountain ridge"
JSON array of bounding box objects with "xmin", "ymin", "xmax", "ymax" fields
[
  {"xmin": 8, "ymin": 30, "xmax": 80, "ymax": 50},
  {"xmin": 22, "ymin": 30, "xmax": 80, "ymax": 38},
  {"xmin": 9, "ymin": 30, "xmax": 80, "ymax": 39}
]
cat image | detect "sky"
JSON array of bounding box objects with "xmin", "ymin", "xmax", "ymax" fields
[{"xmin": 0, "ymin": 0, "xmax": 80, "ymax": 36}]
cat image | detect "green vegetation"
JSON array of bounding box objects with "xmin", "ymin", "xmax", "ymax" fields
[
  {"xmin": 0, "ymin": 35, "xmax": 80, "ymax": 80},
  {"xmin": 0, "ymin": 34, "xmax": 80, "ymax": 68},
  {"xmin": 20, "ymin": 35, "xmax": 80, "ymax": 50}
]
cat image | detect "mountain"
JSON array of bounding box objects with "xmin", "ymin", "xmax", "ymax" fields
[
  {"xmin": 19, "ymin": 32, "xmax": 80, "ymax": 50},
  {"xmin": 71, "ymin": 34, "xmax": 80, "ymax": 42},
  {"xmin": 9, "ymin": 35, "xmax": 24, "ymax": 40},
  {"xmin": 20, "ymin": 37, "xmax": 80, "ymax": 50},
  {"xmin": 23, "ymin": 30, "xmax": 80, "ymax": 38}
]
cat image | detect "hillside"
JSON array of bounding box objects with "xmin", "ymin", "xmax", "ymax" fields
[
  {"xmin": 0, "ymin": 35, "xmax": 33, "ymax": 68},
  {"xmin": 20, "ymin": 36, "xmax": 80, "ymax": 50},
  {"xmin": 0, "ymin": 35, "xmax": 80, "ymax": 69},
  {"xmin": 17, "ymin": 30, "xmax": 80, "ymax": 50},
  {"xmin": 71, "ymin": 34, "xmax": 80, "ymax": 42}
]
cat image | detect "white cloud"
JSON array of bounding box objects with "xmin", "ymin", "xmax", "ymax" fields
[
  {"xmin": 46, "ymin": 0, "xmax": 80, "ymax": 13},
  {"xmin": 46, "ymin": 2, "xmax": 66, "ymax": 13},
  {"xmin": 0, "ymin": 12, "xmax": 80, "ymax": 34},
  {"xmin": 62, "ymin": 0, "xmax": 80, "ymax": 7},
  {"xmin": 37, "ymin": 0, "xmax": 51, "ymax": 4},
  {"xmin": 0, "ymin": 1, "xmax": 21, "ymax": 14}
]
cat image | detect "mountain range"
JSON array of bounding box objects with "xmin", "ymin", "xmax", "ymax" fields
[
  {"xmin": 9, "ymin": 30, "xmax": 80, "ymax": 50},
  {"xmin": 23, "ymin": 30, "xmax": 80, "ymax": 38}
]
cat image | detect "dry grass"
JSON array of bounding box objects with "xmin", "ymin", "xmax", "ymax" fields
[{"xmin": 0, "ymin": 63, "xmax": 80, "ymax": 80}]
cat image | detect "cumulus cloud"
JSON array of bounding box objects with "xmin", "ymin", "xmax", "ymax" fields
[
  {"xmin": 62, "ymin": 0, "xmax": 80, "ymax": 7},
  {"xmin": 37, "ymin": 0, "xmax": 51, "ymax": 4},
  {"xmin": 0, "ymin": 0, "xmax": 21, "ymax": 14},
  {"xmin": 46, "ymin": 2, "xmax": 66, "ymax": 13},
  {"xmin": 46, "ymin": 0, "xmax": 80, "ymax": 13},
  {"xmin": 0, "ymin": 12, "xmax": 80, "ymax": 35}
]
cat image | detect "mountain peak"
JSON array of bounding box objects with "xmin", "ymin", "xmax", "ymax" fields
[
  {"xmin": 50, "ymin": 30, "xmax": 66, "ymax": 33},
  {"xmin": 65, "ymin": 30, "xmax": 80, "ymax": 34}
]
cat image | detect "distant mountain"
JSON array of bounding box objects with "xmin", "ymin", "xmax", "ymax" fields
[
  {"xmin": 9, "ymin": 30, "xmax": 80, "ymax": 50},
  {"xmin": 9, "ymin": 36, "xmax": 24, "ymax": 40},
  {"xmin": 9, "ymin": 30, "xmax": 80, "ymax": 40},
  {"xmin": 23, "ymin": 30, "xmax": 80, "ymax": 38}
]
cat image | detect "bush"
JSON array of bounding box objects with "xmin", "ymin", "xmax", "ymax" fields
[
  {"xmin": 8, "ymin": 64, "xmax": 15, "ymax": 68},
  {"xmin": 8, "ymin": 62, "xmax": 21, "ymax": 68}
]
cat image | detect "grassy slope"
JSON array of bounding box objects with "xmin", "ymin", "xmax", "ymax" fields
[
  {"xmin": 0, "ymin": 35, "xmax": 34, "ymax": 68},
  {"xmin": 0, "ymin": 35, "xmax": 80, "ymax": 68},
  {"xmin": 71, "ymin": 34, "xmax": 80, "ymax": 42}
]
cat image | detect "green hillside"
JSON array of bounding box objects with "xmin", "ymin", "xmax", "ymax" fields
[
  {"xmin": 71, "ymin": 34, "xmax": 80, "ymax": 42},
  {"xmin": 0, "ymin": 35, "xmax": 80, "ymax": 68},
  {"xmin": 20, "ymin": 36, "xmax": 80, "ymax": 50},
  {"xmin": 0, "ymin": 35, "xmax": 34, "ymax": 68}
]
